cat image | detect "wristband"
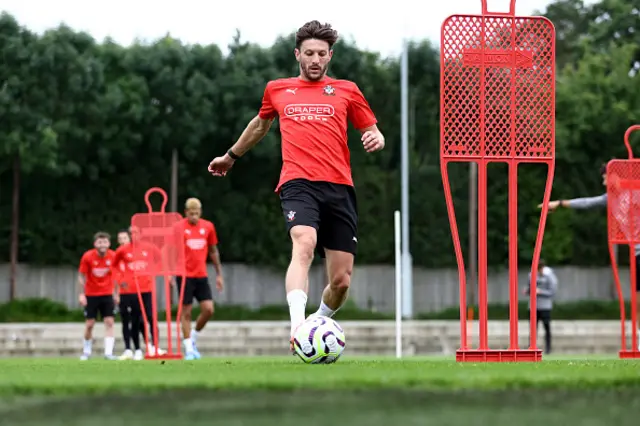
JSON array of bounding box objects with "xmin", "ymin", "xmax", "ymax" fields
[{"xmin": 227, "ymin": 149, "xmax": 241, "ymax": 160}]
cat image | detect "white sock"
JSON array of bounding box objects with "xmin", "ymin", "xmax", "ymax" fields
[
  {"xmin": 104, "ymin": 337, "xmax": 115, "ymax": 356},
  {"xmin": 184, "ymin": 338, "xmax": 194, "ymax": 353},
  {"xmin": 191, "ymin": 329, "xmax": 199, "ymax": 344},
  {"xmin": 287, "ymin": 289, "xmax": 308, "ymax": 336},
  {"xmin": 83, "ymin": 339, "xmax": 92, "ymax": 355},
  {"xmin": 315, "ymin": 301, "xmax": 337, "ymax": 318}
]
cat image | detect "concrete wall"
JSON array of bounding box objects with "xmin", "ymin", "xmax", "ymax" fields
[
  {"xmin": 0, "ymin": 321, "xmax": 636, "ymax": 357},
  {"xmin": 0, "ymin": 263, "xmax": 629, "ymax": 313}
]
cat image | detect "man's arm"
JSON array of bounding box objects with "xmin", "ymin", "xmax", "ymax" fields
[
  {"xmin": 209, "ymin": 245, "xmax": 222, "ymax": 276},
  {"xmin": 77, "ymin": 273, "xmax": 86, "ymax": 296},
  {"xmin": 226, "ymin": 115, "xmax": 274, "ymax": 158},
  {"xmin": 561, "ymin": 194, "xmax": 607, "ymax": 209}
]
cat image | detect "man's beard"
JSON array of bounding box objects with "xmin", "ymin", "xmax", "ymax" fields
[{"xmin": 301, "ymin": 63, "xmax": 328, "ymax": 81}]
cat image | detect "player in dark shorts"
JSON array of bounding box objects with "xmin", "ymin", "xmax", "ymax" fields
[
  {"xmin": 114, "ymin": 228, "xmax": 165, "ymax": 359},
  {"xmin": 541, "ymin": 163, "xmax": 640, "ymax": 349},
  {"xmin": 208, "ymin": 20, "xmax": 385, "ymax": 351},
  {"xmin": 114, "ymin": 229, "xmax": 142, "ymax": 360},
  {"xmin": 174, "ymin": 198, "xmax": 224, "ymax": 360},
  {"xmin": 77, "ymin": 232, "xmax": 118, "ymax": 360}
]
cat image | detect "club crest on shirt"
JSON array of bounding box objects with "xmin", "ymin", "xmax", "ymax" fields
[{"xmin": 323, "ymin": 85, "xmax": 335, "ymax": 96}]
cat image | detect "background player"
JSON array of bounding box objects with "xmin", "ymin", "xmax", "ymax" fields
[
  {"xmin": 77, "ymin": 232, "xmax": 118, "ymax": 360},
  {"xmin": 114, "ymin": 229, "xmax": 144, "ymax": 360},
  {"xmin": 118, "ymin": 226, "xmax": 166, "ymax": 357},
  {"xmin": 207, "ymin": 20, "xmax": 385, "ymax": 351},
  {"xmin": 175, "ymin": 198, "xmax": 224, "ymax": 360},
  {"xmin": 540, "ymin": 163, "xmax": 640, "ymax": 349}
]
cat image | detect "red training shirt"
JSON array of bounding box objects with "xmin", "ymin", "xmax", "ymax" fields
[
  {"xmin": 258, "ymin": 77, "xmax": 377, "ymax": 191},
  {"xmin": 78, "ymin": 249, "xmax": 116, "ymax": 297},
  {"xmin": 175, "ymin": 218, "xmax": 218, "ymax": 278},
  {"xmin": 114, "ymin": 243, "xmax": 158, "ymax": 294}
]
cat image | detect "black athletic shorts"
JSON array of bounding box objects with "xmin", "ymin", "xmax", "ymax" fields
[
  {"xmin": 84, "ymin": 295, "xmax": 116, "ymax": 320},
  {"xmin": 279, "ymin": 178, "xmax": 358, "ymax": 258},
  {"xmin": 175, "ymin": 277, "xmax": 213, "ymax": 305}
]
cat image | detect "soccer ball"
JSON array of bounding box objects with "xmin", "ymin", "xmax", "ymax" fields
[{"xmin": 292, "ymin": 315, "xmax": 346, "ymax": 364}]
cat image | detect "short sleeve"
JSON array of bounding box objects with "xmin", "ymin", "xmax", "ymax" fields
[
  {"xmin": 347, "ymin": 83, "xmax": 377, "ymax": 130},
  {"xmin": 79, "ymin": 253, "xmax": 90, "ymax": 274},
  {"xmin": 208, "ymin": 223, "xmax": 219, "ymax": 246},
  {"xmin": 258, "ymin": 82, "xmax": 277, "ymax": 120}
]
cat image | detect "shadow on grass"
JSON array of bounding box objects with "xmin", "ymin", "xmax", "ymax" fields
[{"xmin": 0, "ymin": 388, "xmax": 638, "ymax": 426}]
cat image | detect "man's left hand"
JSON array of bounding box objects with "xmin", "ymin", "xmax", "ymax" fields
[
  {"xmin": 216, "ymin": 275, "xmax": 224, "ymax": 293},
  {"xmin": 362, "ymin": 130, "xmax": 385, "ymax": 153}
]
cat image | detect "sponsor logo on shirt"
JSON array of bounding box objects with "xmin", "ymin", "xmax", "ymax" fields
[
  {"xmin": 284, "ymin": 104, "xmax": 335, "ymax": 122},
  {"xmin": 92, "ymin": 267, "xmax": 110, "ymax": 277},
  {"xmin": 186, "ymin": 238, "xmax": 207, "ymax": 250}
]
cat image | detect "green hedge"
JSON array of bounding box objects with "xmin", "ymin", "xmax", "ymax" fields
[{"xmin": 0, "ymin": 298, "xmax": 633, "ymax": 323}]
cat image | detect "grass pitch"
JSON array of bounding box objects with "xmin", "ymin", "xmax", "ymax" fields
[{"xmin": 0, "ymin": 356, "xmax": 638, "ymax": 425}]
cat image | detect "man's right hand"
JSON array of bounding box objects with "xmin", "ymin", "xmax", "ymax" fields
[
  {"xmin": 208, "ymin": 154, "xmax": 235, "ymax": 177},
  {"xmin": 538, "ymin": 200, "xmax": 561, "ymax": 211},
  {"xmin": 78, "ymin": 293, "xmax": 87, "ymax": 307}
]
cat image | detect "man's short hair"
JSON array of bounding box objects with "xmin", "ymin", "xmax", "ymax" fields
[
  {"xmin": 117, "ymin": 228, "xmax": 130, "ymax": 236},
  {"xmin": 185, "ymin": 198, "xmax": 202, "ymax": 210},
  {"xmin": 295, "ymin": 20, "xmax": 339, "ymax": 49},
  {"xmin": 93, "ymin": 231, "xmax": 110, "ymax": 242}
]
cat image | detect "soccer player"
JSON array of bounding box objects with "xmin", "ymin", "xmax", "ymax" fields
[
  {"xmin": 115, "ymin": 227, "xmax": 166, "ymax": 358},
  {"xmin": 540, "ymin": 163, "xmax": 640, "ymax": 349},
  {"xmin": 113, "ymin": 229, "xmax": 141, "ymax": 360},
  {"xmin": 174, "ymin": 198, "xmax": 224, "ymax": 360},
  {"xmin": 207, "ymin": 20, "xmax": 385, "ymax": 351},
  {"xmin": 77, "ymin": 232, "xmax": 118, "ymax": 360},
  {"xmin": 114, "ymin": 229, "xmax": 147, "ymax": 360}
]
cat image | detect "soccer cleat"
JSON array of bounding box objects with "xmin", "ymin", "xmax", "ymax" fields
[
  {"xmin": 191, "ymin": 346, "xmax": 202, "ymax": 360},
  {"xmin": 289, "ymin": 322, "xmax": 303, "ymax": 355},
  {"xmin": 104, "ymin": 354, "xmax": 117, "ymax": 360},
  {"xmin": 118, "ymin": 349, "xmax": 133, "ymax": 360},
  {"xmin": 134, "ymin": 349, "xmax": 144, "ymax": 360},
  {"xmin": 79, "ymin": 354, "xmax": 90, "ymax": 361},
  {"xmin": 184, "ymin": 347, "xmax": 201, "ymax": 360},
  {"xmin": 146, "ymin": 344, "xmax": 167, "ymax": 357}
]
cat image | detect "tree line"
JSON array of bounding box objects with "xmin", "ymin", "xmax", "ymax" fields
[{"xmin": 0, "ymin": 0, "xmax": 639, "ymax": 273}]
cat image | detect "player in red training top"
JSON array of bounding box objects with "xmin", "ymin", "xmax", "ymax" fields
[
  {"xmin": 77, "ymin": 232, "xmax": 118, "ymax": 360},
  {"xmin": 113, "ymin": 229, "xmax": 142, "ymax": 360},
  {"xmin": 208, "ymin": 21, "xmax": 385, "ymax": 351},
  {"xmin": 114, "ymin": 228, "xmax": 165, "ymax": 360},
  {"xmin": 174, "ymin": 198, "xmax": 224, "ymax": 360}
]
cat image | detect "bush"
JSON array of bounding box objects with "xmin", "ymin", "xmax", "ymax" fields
[{"xmin": 0, "ymin": 298, "xmax": 631, "ymax": 322}]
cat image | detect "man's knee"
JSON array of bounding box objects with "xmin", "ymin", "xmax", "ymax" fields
[
  {"xmin": 290, "ymin": 226, "xmax": 317, "ymax": 264},
  {"xmin": 329, "ymin": 270, "xmax": 352, "ymax": 291},
  {"xmin": 104, "ymin": 317, "xmax": 115, "ymax": 328},
  {"xmin": 85, "ymin": 319, "xmax": 96, "ymax": 330},
  {"xmin": 199, "ymin": 300, "xmax": 214, "ymax": 317}
]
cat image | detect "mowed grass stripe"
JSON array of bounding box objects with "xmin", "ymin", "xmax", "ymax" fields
[{"xmin": 0, "ymin": 357, "xmax": 639, "ymax": 396}]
